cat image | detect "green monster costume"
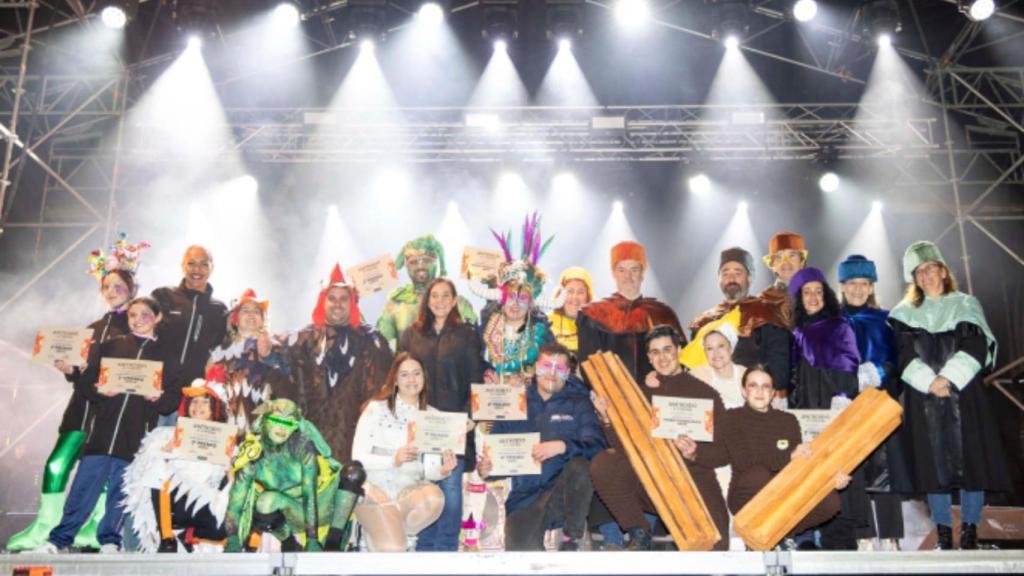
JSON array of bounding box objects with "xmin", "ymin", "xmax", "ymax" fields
[
  {"xmin": 224, "ymin": 399, "xmax": 365, "ymax": 552},
  {"xmin": 376, "ymin": 234, "xmax": 478, "ymax": 347}
]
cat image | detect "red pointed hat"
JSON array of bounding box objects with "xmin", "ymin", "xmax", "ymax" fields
[
  {"xmin": 311, "ymin": 263, "xmax": 362, "ymax": 327},
  {"xmin": 229, "ymin": 288, "xmax": 269, "ymax": 327}
]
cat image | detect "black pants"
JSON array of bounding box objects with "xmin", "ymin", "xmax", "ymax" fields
[
  {"xmin": 505, "ymin": 457, "xmax": 593, "ymax": 551},
  {"xmin": 150, "ymin": 488, "xmax": 225, "ymax": 544},
  {"xmin": 854, "ymin": 493, "xmax": 905, "ymax": 540}
]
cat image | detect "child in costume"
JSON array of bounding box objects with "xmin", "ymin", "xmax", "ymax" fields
[
  {"xmin": 122, "ymin": 377, "xmax": 232, "ymax": 552},
  {"xmin": 223, "ymin": 398, "xmax": 366, "ymax": 552},
  {"xmin": 33, "ymin": 296, "xmax": 183, "ymax": 553},
  {"xmin": 6, "ymin": 233, "xmax": 148, "ymax": 551}
]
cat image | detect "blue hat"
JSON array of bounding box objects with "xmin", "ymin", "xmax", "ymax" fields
[
  {"xmin": 838, "ymin": 254, "xmax": 878, "ymax": 284},
  {"xmin": 789, "ymin": 267, "xmax": 828, "ymax": 300}
]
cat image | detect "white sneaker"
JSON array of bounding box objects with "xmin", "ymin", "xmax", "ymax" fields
[
  {"xmin": 99, "ymin": 543, "xmax": 121, "ymax": 554},
  {"xmin": 857, "ymin": 538, "xmax": 876, "ymax": 551},
  {"xmin": 27, "ymin": 541, "xmax": 62, "ymax": 554},
  {"xmin": 879, "ymin": 538, "xmax": 900, "ymax": 551}
]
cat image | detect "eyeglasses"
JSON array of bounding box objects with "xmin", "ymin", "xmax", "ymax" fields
[
  {"xmin": 767, "ymin": 250, "xmax": 806, "ymax": 265},
  {"xmin": 536, "ymin": 361, "xmax": 570, "ymax": 380},
  {"xmin": 505, "ymin": 293, "xmax": 531, "ymax": 305},
  {"xmin": 407, "ymin": 256, "xmax": 436, "ymax": 267},
  {"xmin": 914, "ymin": 262, "xmax": 942, "ymax": 277}
]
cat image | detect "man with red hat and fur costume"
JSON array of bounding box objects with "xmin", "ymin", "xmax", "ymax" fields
[
  {"xmin": 576, "ymin": 241, "xmax": 685, "ymax": 382},
  {"xmin": 283, "ymin": 264, "xmax": 394, "ymax": 464}
]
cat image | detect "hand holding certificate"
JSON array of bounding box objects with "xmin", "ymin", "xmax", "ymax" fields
[
  {"xmin": 471, "ymin": 384, "xmax": 527, "ymax": 421},
  {"xmin": 787, "ymin": 409, "xmax": 841, "ymax": 444},
  {"xmin": 97, "ymin": 358, "xmax": 163, "ymax": 399},
  {"xmin": 346, "ymin": 254, "xmax": 400, "ymax": 297},
  {"xmin": 172, "ymin": 418, "xmax": 238, "ymax": 466},
  {"xmin": 651, "ymin": 396, "xmax": 714, "ymax": 442},
  {"xmin": 33, "ymin": 327, "xmax": 94, "ymax": 368},
  {"xmin": 481, "ymin": 433, "xmax": 541, "ymax": 476},
  {"xmin": 460, "ymin": 247, "xmax": 504, "ymax": 281},
  {"xmin": 410, "ymin": 410, "xmax": 467, "ymax": 455}
]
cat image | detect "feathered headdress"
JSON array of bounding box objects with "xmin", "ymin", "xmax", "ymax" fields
[
  {"xmin": 469, "ymin": 212, "xmax": 564, "ymax": 310},
  {"xmin": 87, "ymin": 232, "xmax": 150, "ymax": 280},
  {"xmin": 229, "ymin": 288, "xmax": 270, "ymax": 328}
]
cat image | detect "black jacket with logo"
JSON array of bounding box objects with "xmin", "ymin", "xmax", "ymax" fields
[{"xmin": 152, "ymin": 280, "xmax": 228, "ymax": 385}]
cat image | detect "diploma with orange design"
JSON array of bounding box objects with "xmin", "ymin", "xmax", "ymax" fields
[
  {"xmin": 651, "ymin": 396, "xmax": 714, "ymax": 442},
  {"xmin": 470, "ymin": 384, "xmax": 527, "ymax": 421},
  {"xmin": 482, "ymin": 433, "xmax": 541, "ymax": 476},
  {"xmin": 97, "ymin": 358, "xmax": 163, "ymax": 399},
  {"xmin": 32, "ymin": 327, "xmax": 94, "ymax": 367},
  {"xmin": 460, "ymin": 246, "xmax": 504, "ymax": 281},
  {"xmin": 787, "ymin": 409, "xmax": 840, "ymax": 444},
  {"xmin": 346, "ymin": 254, "xmax": 400, "ymax": 297},
  {"xmin": 410, "ymin": 410, "xmax": 467, "ymax": 455},
  {"xmin": 171, "ymin": 417, "xmax": 237, "ymax": 466}
]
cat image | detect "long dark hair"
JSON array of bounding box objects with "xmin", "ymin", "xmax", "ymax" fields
[
  {"xmin": 793, "ymin": 281, "xmax": 841, "ymax": 326},
  {"xmin": 413, "ymin": 277, "xmax": 464, "ymax": 334},
  {"xmin": 371, "ymin": 352, "xmax": 430, "ymax": 416}
]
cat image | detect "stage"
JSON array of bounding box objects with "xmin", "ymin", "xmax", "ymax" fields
[{"xmin": 3, "ymin": 550, "xmax": 1024, "ymax": 576}]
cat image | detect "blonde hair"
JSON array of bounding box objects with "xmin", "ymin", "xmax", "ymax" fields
[{"xmin": 904, "ymin": 262, "xmax": 958, "ymax": 307}]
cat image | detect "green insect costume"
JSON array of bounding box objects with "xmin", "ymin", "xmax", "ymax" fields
[
  {"xmin": 224, "ymin": 399, "xmax": 365, "ymax": 552},
  {"xmin": 376, "ymin": 234, "xmax": 478, "ymax": 347}
]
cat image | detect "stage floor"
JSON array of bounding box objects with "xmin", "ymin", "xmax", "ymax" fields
[{"xmin": 2, "ymin": 550, "xmax": 1024, "ymax": 575}]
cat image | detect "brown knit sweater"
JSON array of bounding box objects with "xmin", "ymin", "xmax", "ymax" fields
[{"xmin": 695, "ymin": 405, "xmax": 801, "ymax": 474}]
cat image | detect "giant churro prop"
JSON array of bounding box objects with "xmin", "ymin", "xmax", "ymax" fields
[
  {"xmin": 582, "ymin": 351, "xmax": 720, "ymax": 551},
  {"xmin": 734, "ymin": 387, "xmax": 903, "ymax": 551}
]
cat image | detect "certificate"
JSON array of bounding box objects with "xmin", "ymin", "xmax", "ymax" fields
[
  {"xmin": 471, "ymin": 384, "xmax": 527, "ymax": 421},
  {"xmin": 651, "ymin": 396, "xmax": 714, "ymax": 442},
  {"xmin": 346, "ymin": 254, "xmax": 400, "ymax": 297},
  {"xmin": 460, "ymin": 246, "xmax": 504, "ymax": 281},
  {"xmin": 482, "ymin": 433, "xmax": 541, "ymax": 476},
  {"xmin": 410, "ymin": 410, "xmax": 467, "ymax": 455},
  {"xmin": 789, "ymin": 409, "xmax": 841, "ymax": 444},
  {"xmin": 97, "ymin": 358, "xmax": 163, "ymax": 399},
  {"xmin": 172, "ymin": 417, "xmax": 237, "ymax": 466},
  {"xmin": 33, "ymin": 327, "xmax": 94, "ymax": 367}
]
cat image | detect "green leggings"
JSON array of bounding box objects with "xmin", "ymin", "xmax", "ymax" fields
[{"xmin": 43, "ymin": 431, "xmax": 86, "ymax": 493}]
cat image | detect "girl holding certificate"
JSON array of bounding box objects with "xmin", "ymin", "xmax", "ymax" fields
[
  {"xmin": 351, "ymin": 352, "xmax": 459, "ymax": 551},
  {"xmin": 7, "ymin": 234, "xmax": 146, "ymax": 552},
  {"xmin": 33, "ymin": 297, "xmax": 183, "ymax": 554}
]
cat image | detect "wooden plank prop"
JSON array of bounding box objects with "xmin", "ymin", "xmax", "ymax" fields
[
  {"xmin": 733, "ymin": 387, "xmax": 903, "ymax": 551},
  {"xmin": 582, "ymin": 352, "xmax": 720, "ymax": 551}
]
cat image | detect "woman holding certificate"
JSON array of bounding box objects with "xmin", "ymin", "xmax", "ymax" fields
[
  {"xmin": 351, "ymin": 352, "xmax": 459, "ymax": 552},
  {"xmin": 397, "ymin": 278, "xmax": 485, "ymax": 551},
  {"xmin": 33, "ymin": 296, "xmax": 183, "ymax": 553},
  {"xmin": 7, "ymin": 234, "xmax": 147, "ymax": 552}
]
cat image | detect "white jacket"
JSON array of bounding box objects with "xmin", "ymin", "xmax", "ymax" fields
[{"xmin": 351, "ymin": 399, "xmax": 446, "ymax": 500}]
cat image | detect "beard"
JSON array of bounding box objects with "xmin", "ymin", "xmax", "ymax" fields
[{"xmin": 722, "ymin": 282, "xmax": 748, "ymax": 302}]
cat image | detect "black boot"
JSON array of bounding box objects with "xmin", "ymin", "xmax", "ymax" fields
[
  {"xmin": 625, "ymin": 527, "xmax": 652, "ymax": 551},
  {"xmin": 323, "ymin": 527, "xmax": 346, "ymax": 551},
  {"xmin": 558, "ymin": 536, "xmax": 581, "ymax": 551},
  {"xmin": 960, "ymin": 523, "xmax": 978, "ymax": 550},
  {"xmin": 935, "ymin": 525, "xmax": 953, "ymax": 550},
  {"xmin": 157, "ymin": 538, "xmax": 177, "ymax": 553}
]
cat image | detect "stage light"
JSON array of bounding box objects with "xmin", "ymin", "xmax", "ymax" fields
[
  {"xmin": 186, "ymin": 35, "xmax": 202, "ymax": 50},
  {"xmin": 688, "ymin": 173, "xmax": 711, "ymax": 195},
  {"xmin": 494, "ymin": 39, "xmax": 508, "ymax": 51},
  {"xmin": 239, "ymin": 174, "xmax": 259, "ymax": 194},
  {"xmin": 360, "ymin": 38, "xmax": 375, "ymax": 54},
  {"xmin": 553, "ymin": 171, "xmax": 579, "ymax": 195},
  {"xmin": 101, "ymin": 6, "xmax": 127, "ymax": 29},
  {"xmin": 481, "ymin": 0, "xmax": 519, "ymax": 46},
  {"xmin": 615, "ymin": 0, "xmax": 650, "ymax": 28},
  {"xmin": 711, "ymin": 0, "xmax": 749, "ymax": 44},
  {"xmin": 818, "ymin": 171, "xmax": 840, "ymax": 193},
  {"xmin": 558, "ymin": 38, "xmax": 572, "ymax": 50},
  {"xmin": 862, "ymin": 0, "xmax": 901, "ymax": 45},
  {"xmin": 612, "ymin": 200, "xmax": 624, "ymax": 212},
  {"xmin": 793, "ymin": 0, "xmax": 817, "ymax": 22},
  {"xmin": 547, "ymin": 0, "xmax": 583, "ymax": 46},
  {"xmin": 738, "ymin": 200, "xmax": 749, "ymax": 211},
  {"xmin": 418, "ymin": 2, "xmax": 445, "ymax": 25},
  {"xmin": 347, "ymin": 0, "xmax": 388, "ymax": 44},
  {"xmin": 872, "ymin": 200, "xmax": 884, "ymax": 211},
  {"xmin": 961, "ymin": 0, "xmax": 995, "ymax": 21},
  {"xmin": 272, "ymin": 2, "xmax": 301, "ymax": 27},
  {"xmin": 724, "ymin": 35, "xmax": 740, "ymax": 49}
]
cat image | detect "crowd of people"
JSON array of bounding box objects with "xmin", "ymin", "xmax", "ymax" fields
[{"xmin": 5, "ymin": 215, "xmax": 1011, "ymax": 554}]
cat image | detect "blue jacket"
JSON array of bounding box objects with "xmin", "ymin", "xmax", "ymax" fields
[
  {"xmin": 842, "ymin": 305, "xmax": 896, "ymax": 388},
  {"xmin": 491, "ymin": 376, "xmax": 606, "ymax": 514}
]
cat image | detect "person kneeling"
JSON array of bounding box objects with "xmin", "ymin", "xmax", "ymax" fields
[
  {"xmin": 476, "ymin": 343, "xmax": 607, "ymax": 551},
  {"xmin": 122, "ymin": 380, "xmax": 232, "ymax": 552},
  {"xmin": 693, "ymin": 364, "xmax": 851, "ymax": 550},
  {"xmin": 223, "ymin": 399, "xmax": 365, "ymax": 552},
  {"xmin": 351, "ymin": 353, "xmax": 460, "ymax": 551}
]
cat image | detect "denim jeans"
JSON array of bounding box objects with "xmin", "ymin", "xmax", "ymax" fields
[
  {"xmin": 416, "ymin": 456, "xmax": 464, "ymax": 551},
  {"xmin": 928, "ymin": 490, "xmax": 984, "ymax": 527},
  {"xmin": 49, "ymin": 455, "xmax": 128, "ymax": 549}
]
